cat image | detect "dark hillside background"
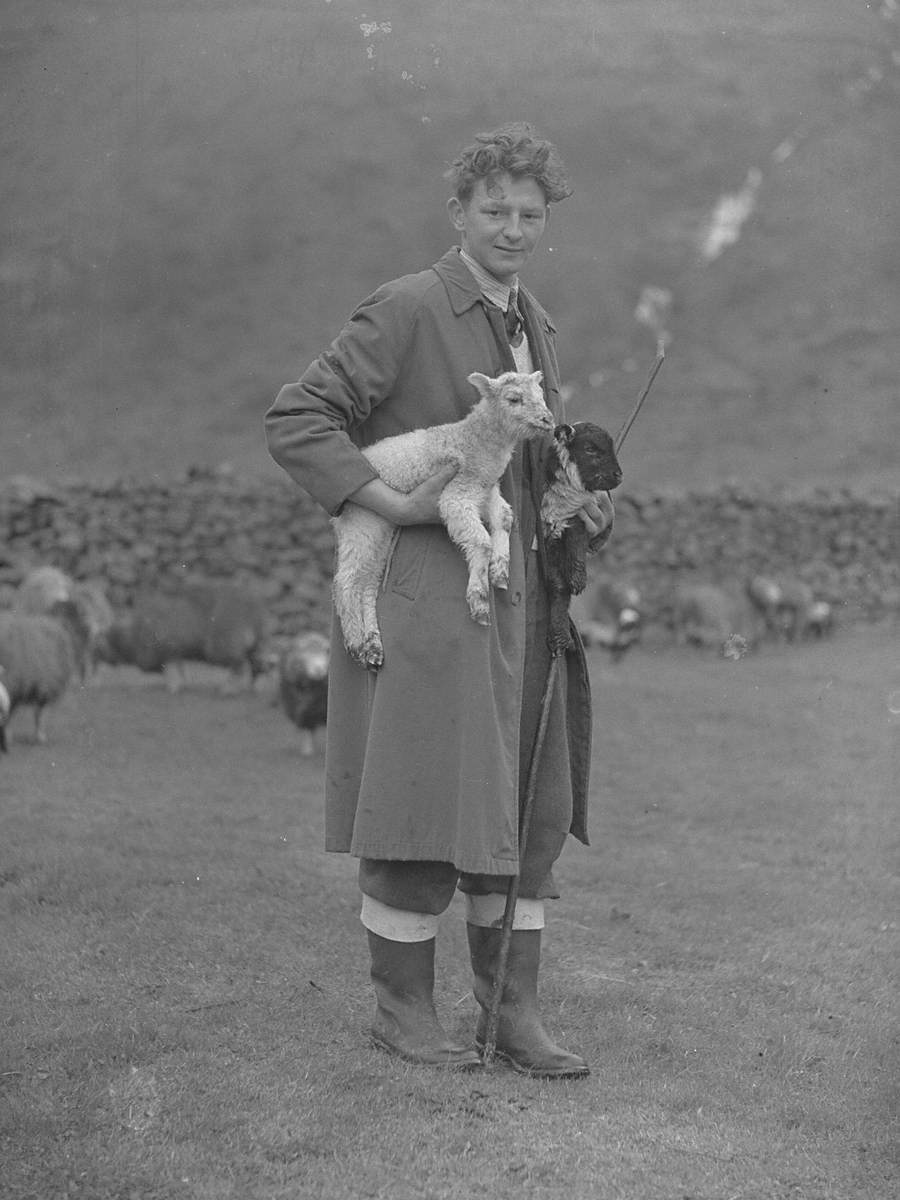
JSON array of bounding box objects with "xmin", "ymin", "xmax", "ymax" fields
[{"xmin": 2, "ymin": 0, "xmax": 898, "ymax": 493}]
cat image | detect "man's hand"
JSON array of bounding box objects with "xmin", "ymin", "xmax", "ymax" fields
[
  {"xmin": 397, "ymin": 463, "xmax": 459, "ymax": 524},
  {"xmin": 578, "ymin": 490, "xmax": 615, "ymax": 539},
  {"xmin": 347, "ymin": 463, "xmax": 459, "ymax": 526}
]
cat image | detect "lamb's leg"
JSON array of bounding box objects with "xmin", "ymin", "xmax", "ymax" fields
[
  {"xmin": 332, "ymin": 511, "xmax": 395, "ymax": 668},
  {"xmin": 545, "ymin": 543, "xmax": 575, "ymax": 656},
  {"xmin": 440, "ymin": 491, "xmax": 493, "ymax": 625},
  {"xmin": 485, "ymin": 484, "xmax": 513, "ymax": 591},
  {"xmin": 560, "ymin": 523, "xmax": 590, "ymax": 595}
]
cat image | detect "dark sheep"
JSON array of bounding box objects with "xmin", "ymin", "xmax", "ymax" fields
[
  {"xmin": 98, "ymin": 579, "xmax": 269, "ymax": 692},
  {"xmin": 278, "ymin": 631, "xmax": 330, "ymax": 755}
]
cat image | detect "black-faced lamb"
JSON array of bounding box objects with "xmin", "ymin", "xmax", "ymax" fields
[
  {"xmin": 538, "ymin": 422, "xmax": 623, "ymax": 655},
  {"xmin": 99, "ymin": 579, "xmax": 268, "ymax": 692},
  {"xmin": 332, "ymin": 369, "xmax": 554, "ymax": 669},
  {"xmin": 570, "ymin": 576, "xmax": 642, "ymax": 659},
  {"xmin": 0, "ymin": 600, "xmax": 88, "ymax": 745},
  {"xmin": 278, "ymin": 631, "xmax": 330, "ymax": 755}
]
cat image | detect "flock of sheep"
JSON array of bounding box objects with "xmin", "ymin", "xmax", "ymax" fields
[
  {"xmin": 0, "ymin": 555, "xmax": 833, "ymax": 755},
  {"xmin": 0, "ymin": 565, "xmax": 330, "ymax": 755},
  {"xmin": 573, "ymin": 571, "xmax": 834, "ymax": 662}
]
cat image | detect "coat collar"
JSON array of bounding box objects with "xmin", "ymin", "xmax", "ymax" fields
[{"xmin": 432, "ymin": 247, "xmax": 556, "ymax": 335}]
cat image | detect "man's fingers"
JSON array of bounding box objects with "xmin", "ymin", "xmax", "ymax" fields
[{"xmin": 579, "ymin": 491, "xmax": 615, "ymax": 535}]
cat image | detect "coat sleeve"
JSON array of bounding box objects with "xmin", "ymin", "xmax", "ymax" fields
[{"xmin": 264, "ymin": 283, "xmax": 418, "ymax": 516}]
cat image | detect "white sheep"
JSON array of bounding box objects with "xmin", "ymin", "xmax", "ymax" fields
[
  {"xmin": 0, "ymin": 600, "xmax": 87, "ymax": 745},
  {"xmin": 15, "ymin": 565, "xmax": 114, "ymax": 679},
  {"xmin": 332, "ymin": 369, "xmax": 554, "ymax": 669}
]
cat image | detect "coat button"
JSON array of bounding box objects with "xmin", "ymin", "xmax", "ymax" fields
[{"xmin": 510, "ymin": 591, "xmax": 522, "ymax": 606}]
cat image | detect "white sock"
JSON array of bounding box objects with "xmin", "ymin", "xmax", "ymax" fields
[
  {"xmin": 465, "ymin": 893, "xmax": 545, "ymax": 930},
  {"xmin": 360, "ymin": 894, "xmax": 440, "ymax": 942}
]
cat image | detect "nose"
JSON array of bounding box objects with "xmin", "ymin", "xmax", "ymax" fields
[{"xmin": 502, "ymin": 214, "xmax": 524, "ymax": 242}]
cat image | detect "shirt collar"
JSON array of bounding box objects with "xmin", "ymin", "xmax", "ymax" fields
[{"xmin": 457, "ymin": 248, "xmax": 518, "ymax": 312}]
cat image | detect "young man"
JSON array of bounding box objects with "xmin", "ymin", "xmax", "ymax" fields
[{"xmin": 265, "ymin": 123, "xmax": 614, "ymax": 1077}]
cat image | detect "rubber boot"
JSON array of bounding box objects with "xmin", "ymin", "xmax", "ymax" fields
[
  {"xmin": 367, "ymin": 931, "xmax": 481, "ymax": 1069},
  {"xmin": 467, "ymin": 924, "xmax": 590, "ymax": 1078}
]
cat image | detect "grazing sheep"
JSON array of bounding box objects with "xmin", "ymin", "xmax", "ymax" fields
[
  {"xmin": 805, "ymin": 599, "xmax": 834, "ymax": 638},
  {"xmin": 571, "ymin": 576, "xmax": 643, "ymax": 660},
  {"xmin": 746, "ymin": 574, "xmax": 783, "ymax": 637},
  {"xmin": 15, "ymin": 566, "xmax": 115, "ymax": 678},
  {"xmin": 332, "ymin": 369, "xmax": 554, "ymax": 669},
  {"xmin": 538, "ymin": 422, "xmax": 623, "ymax": 655},
  {"xmin": 279, "ymin": 631, "xmax": 330, "ymax": 755},
  {"xmin": 0, "ymin": 600, "xmax": 87, "ymax": 745},
  {"xmin": 100, "ymin": 579, "xmax": 268, "ymax": 692},
  {"xmin": 672, "ymin": 583, "xmax": 757, "ymax": 658},
  {"xmin": 774, "ymin": 577, "xmax": 816, "ymax": 641}
]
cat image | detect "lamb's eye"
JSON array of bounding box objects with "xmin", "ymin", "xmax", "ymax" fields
[{"xmin": 507, "ymin": 391, "xmax": 523, "ymax": 404}]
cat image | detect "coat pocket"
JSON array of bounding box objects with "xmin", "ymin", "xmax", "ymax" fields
[{"xmin": 386, "ymin": 526, "xmax": 432, "ymax": 600}]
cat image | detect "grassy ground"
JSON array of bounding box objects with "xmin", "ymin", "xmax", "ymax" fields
[{"xmin": 1, "ymin": 628, "xmax": 898, "ymax": 1199}]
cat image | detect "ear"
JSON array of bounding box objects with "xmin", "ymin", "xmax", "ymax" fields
[
  {"xmin": 447, "ymin": 196, "xmax": 466, "ymax": 232},
  {"xmin": 531, "ymin": 370, "xmax": 543, "ymax": 386},
  {"xmin": 467, "ymin": 371, "xmax": 494, "ymax": 396}
]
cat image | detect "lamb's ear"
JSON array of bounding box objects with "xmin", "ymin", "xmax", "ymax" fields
[
  {"xmin": 467, "ymin": 372, "xmax": 494, "ymax": 397},
  {"xmin": 531, "ymin": 370, "xmax": 543, "ymax": 386}
]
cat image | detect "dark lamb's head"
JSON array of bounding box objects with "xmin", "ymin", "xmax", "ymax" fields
[{"xmin": 551, "ymin": 422, "xmax": 623, "ymax": 493}]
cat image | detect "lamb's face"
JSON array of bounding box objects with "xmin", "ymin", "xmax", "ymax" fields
[
  {"xmin": 467, "ymin": 370, "xmax": 554, "ymax": 434},
  {"xmin": 554, "ymin": 422, "xmax": 623, "ymax": 492}
]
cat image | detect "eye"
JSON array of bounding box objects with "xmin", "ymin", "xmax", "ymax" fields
[{"xmin": 506, "ymin": 390, "xmax": 523, "ymax": 404}]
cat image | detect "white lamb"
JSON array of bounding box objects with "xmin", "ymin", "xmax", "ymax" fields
[{"xmin": 333, "ymin": 369, "xmax": 554, "ymax": 669}]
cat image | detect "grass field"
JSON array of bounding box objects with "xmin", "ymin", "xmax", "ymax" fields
[{"xmin": 1, "ymin": 629, "xmax": 897, "ymax": 1199}]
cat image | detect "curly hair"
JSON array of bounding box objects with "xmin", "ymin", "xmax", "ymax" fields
[{"xmin": 444, "ymin": 122, "xmax": 573, "ymax": 204}]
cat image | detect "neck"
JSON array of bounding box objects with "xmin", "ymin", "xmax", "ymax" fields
[{"xmin": 458, "ymin": 248, "xmax": 517, "ymax": 298}]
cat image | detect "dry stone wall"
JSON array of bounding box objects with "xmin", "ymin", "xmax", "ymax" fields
[{"xmin": 1, "ymin": 471, "xmax": 898, "ymax": 640}]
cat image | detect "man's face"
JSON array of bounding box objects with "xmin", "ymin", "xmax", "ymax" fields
[{"xmin": 447, "ymin": 172, "xmax": 548, "ymax": 285}]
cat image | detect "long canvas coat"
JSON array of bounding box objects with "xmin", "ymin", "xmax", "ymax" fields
[{"xmin": 265, "ymin": 248, "xmax": 604, "ymax": 876}]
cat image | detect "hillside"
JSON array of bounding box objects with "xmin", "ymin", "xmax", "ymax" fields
[{"xmin": 1, "ymin": 0, "xmax": 898, "ymax": 494}]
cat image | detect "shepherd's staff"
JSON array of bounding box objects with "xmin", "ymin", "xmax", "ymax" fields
[{"xmin": 481, "ymin": 343, "xmax": 666, "ymax": 1068}]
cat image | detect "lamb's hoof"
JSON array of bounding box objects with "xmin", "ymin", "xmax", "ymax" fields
[
  {"xmin": 347, "ymin": 638, "xmax": 383, "ymax": 670},
  {"xmin": 489, "ymin": 560, "xmax": 510, "ymax": 590},
  {"xmin": 467, "ymin": 592, "xmax": 491, "ymax": 626},
  {"xmin": 362, "ymin": 634, "xmax": 384, "ymax": 670},
  {"xmin": 547, "ymin": 622, "xmax": 573, "ymax": 656}
]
